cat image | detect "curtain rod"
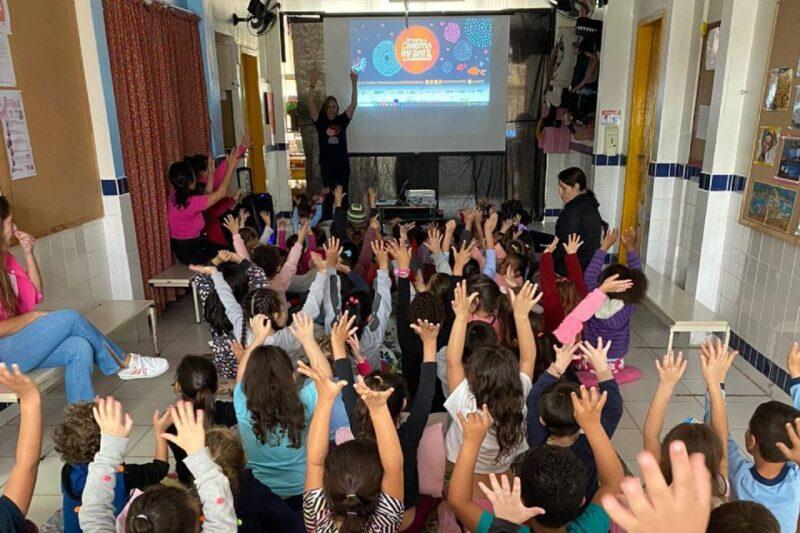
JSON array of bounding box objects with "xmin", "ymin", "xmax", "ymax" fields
[{"xmin": 145, "ymin": 0, "xmax": 196, "ymax": 16}]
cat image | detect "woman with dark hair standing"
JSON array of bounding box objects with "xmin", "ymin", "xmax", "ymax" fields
[
  {"xmin": 307, "ymin": 70, "xmax": 358, "ymax": 194},
  {"xmin": 168, "ymin": 148, "xmax": 238, "ymax": 265},
  {"xmin": 553, "ymin": 167, "xmax": 605, "ymax": 275}
]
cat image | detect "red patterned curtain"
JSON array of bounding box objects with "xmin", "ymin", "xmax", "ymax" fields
[{"xmin": 103, "ymin": 0, "xmax": 211, "ymax": 307}]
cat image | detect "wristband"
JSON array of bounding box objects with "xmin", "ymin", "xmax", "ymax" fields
[{"xmin": 394, "ymin": 268, "xmax": 411, "ymax": 278}]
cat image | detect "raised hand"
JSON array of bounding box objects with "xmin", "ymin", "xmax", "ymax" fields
[
  {"xmin": 334, "ymin": 185, "xmax": 346, "ymax": 208},
  {"xmin": 571, "ymin": 385, "xmax": 607, "ymax": 430},
  {"xmin": 599, "ymin": 273, "xmax": 634, "ymax": 294},
  {"xmin": 399, "ymin": 222, "xmax": 416, "ymax": 244},
  {"xmin": 509, "ymin": 281, "xmax": 542, "ymax": 317},
  {"xmin": 250, "ymin": 314, "xmax": 273, "ymax": 343},
  {"xmin": 367, "ymin": 186, "xmax": 377, "ymax": 208},
  {"xmin": 458, "ymin": 403, "xmax": 491, "ymax": 444},
  {"xmin": 452, "ymin": 279, "xmax": 478, "ymax": 320},
  {"xmin": 160, "ymin": 400, "xmax": 206, "ymax": 456},
  {"xmin": 452, "ymin": 240, "xmax": 477, "ymax": 274},
  {"xmin": 655, "ymin": 351, "xmax": 686, "ymax": 386},
  {"xmin": 289, "ymin": 312, "xmax": 315, "ymax": 343},
  {"xmin": 369, "ymin": 214, "xmax": 381, "ymax": 232},
  {"xmin": 478, "ymin": 474, "xmax": 545, "ymax": 526},
  {"xmin": 552, "ymin": 343, "xmax": 580, "ymax": 376},
  {"xmin": 345, "ymin": 334, "xmax": 366, "ymax": 363},
  {"xmin": 298, "ymin": 360, "xmax": 346, "ymax": 402},
  {"xmin": 331, "ymin": 311, "xmax": 357, "ymax": 357},
  {"xmin": 309, "ymin": 251, "xmax": 326, "ymax": 274},
  {"xmin": 776, "ymin": 418, "xmax": 800, "ymax": 464},
  {"xmin": 230, "ymin": 340, "xmax": 246, "ymax": 362},
  {"xmin": 500, "ymin": 217, "xmax": 514, "ymax": 235},
  {"xmin": 324, "ymin": 236, "xmax": 342, "ymax": 269},
  {"xmin": 371, "ymin": 239, "xmax": 390, "ymax": 270},
  {"xmin": 544, "ymin": 237, "xmax": 559, "ymax": 255},
  {"xmin": 621, "ymin": 226, "xmax": 638, "ymax": 250},
  {"xmin": 386, "ymin": 239, "xmax": 412, "ymax": 271},
  {"xmin": 601, "ymin": 228, "xmax": 619, "ymax": 251},
  {"xmin": 699, "ymin": 337, "xmax": 737, "ymax": 385},
  {"xmin": 0, "ymin": 363, "xmax": 38, "ymax": 401},
  {"xmin": 354, "ymin": 375, "xmax": 394, "ymax": 410},
  {"xmin": 214, "ymin": 249, "xmax": 242, "ymax": 265},
  {"xmin": 152, "ymin": 408, "xmax": 173, "ymax": 435},
  {"xmin": 427, "ymin": 226, "xmax": 443, "ymax": 254},
  {"xmin": 579, "ymin": 337, "xmax": 612, "ymax": 374},
  {"xmin": 297, "ymin": 220, "xmax": 311, "ymax": 244},
  {"xmin": 349, "ymin": 69, "xmax": 359, "ymax": 84},
  {"xmin": 410, "ymin": 319, "xmax": 440, "ymax": 344},
  {"xmin": 563, "ymin": 233, "xmax": 583, "ymax": 255},
  {"xmin": 93, "ymin": 396, "xmax": 133, "ymax": 439},
  {"xmin": 259, "ymin": 210, "xmax": 271, "ymax": 227},
  {"xmin": 189, "ymin": 264, "xmax": 217, "ymax": 276},
  {"xmin": 484, "ymin": 212, "xmax": 499, "ymax": 236},
  {"xmin": 787, "ymin": 342, "xmax": 800, "ymax": 378},
  {"xmin": 601, "ymin": 442, "xmax": 712, "ymax": 533}
]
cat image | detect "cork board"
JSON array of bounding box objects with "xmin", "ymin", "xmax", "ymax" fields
[
  {"xmin": 0, "ymin": 0, "xmax": 103, "ymax": 237},
  {"xmin": 688, "ymin": 21, "xmax": 719, "ymax": 167},
  {"xmin": 740, "ymin": 2, "xmax": 800, "ymax": 244}
]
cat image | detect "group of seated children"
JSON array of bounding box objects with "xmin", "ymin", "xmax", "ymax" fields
[{"xmin": 1, "ymin": 188, "xmax": 799, "ymax": 533}]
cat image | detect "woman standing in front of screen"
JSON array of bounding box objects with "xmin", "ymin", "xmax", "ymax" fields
[{"xmin": 307, "ymin": 70, "xmax": 358, "ymax": 193}]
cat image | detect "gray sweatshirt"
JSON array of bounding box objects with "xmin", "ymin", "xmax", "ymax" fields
[
  {"xmin": 79, "ymin": 434, "xmax": 237, "ymax": 532},
  {"xmin": 213, "ymin": 269, "xmax": 326, "ymax": 362}
]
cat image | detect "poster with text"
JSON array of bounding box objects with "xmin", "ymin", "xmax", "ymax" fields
[
  {"xmin": 0, "ymin": 90, "xmax": 35, "ymax": 179},
  {"xmin": 0, "ymin": 34, "xmax": 15, "ymax": 86}
]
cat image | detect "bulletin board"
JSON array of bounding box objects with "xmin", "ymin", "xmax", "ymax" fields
[
  {"xmin": 688, "ymin": 21, "xmax": 719, "ymax": 167},
  {"xmin": 740, "ymin": 2, "xmax": 800, "ymax": 244},
  {"xmin": 0, "ymin": 0, "xmax": 103, "ymax": 237}
]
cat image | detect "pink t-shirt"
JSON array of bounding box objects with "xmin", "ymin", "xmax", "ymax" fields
[
  {"xmin": 0, "ymin": 252, "xmax": 43, "ymax": 321},
  {"xmin": 168, "ymin": 194, "xmax": 208, "ymax": 240}
]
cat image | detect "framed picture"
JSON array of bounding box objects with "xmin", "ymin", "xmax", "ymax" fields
[
  {"xmin": 764, "ymin": 67, "xmax": 793, "ymax": 111},
  {"xmin": 754, "ymin": 126, "xmax": 781, "ymax": 166},
  {"xmin": 778, "ymin": 137, "xmax": 800, "ymax": 182},
  {"xmin": 747, "ymin": 181, "xmax": 797, "ymax": 232}
]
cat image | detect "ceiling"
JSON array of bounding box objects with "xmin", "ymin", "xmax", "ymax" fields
[{"xmin": 260, "ymin": 0, "xmax": 551, "ymax": 15}]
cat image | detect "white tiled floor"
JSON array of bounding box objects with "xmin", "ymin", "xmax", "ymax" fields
[{"xmin": 1, "ymin": 296, "xmax": 792, "ymax": 526}]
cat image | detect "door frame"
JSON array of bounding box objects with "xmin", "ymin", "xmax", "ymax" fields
[
  {"xmin": 620, "ymin": 13, "xmax": 664, "ymax": 265},
  {"xmin": 240, "ymin": 51, "xmax": 268, "ymax": 194}
]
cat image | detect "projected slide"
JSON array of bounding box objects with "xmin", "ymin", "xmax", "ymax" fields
[{"xmin": 350, "ymin": 17, "xmax": 494, "ymax": 108}]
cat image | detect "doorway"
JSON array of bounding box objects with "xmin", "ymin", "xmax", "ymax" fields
[
  {"xmin": 241, "ymin": 52, "xmax": 267, "ymax": 193},
  {"xmin": 620, "ymin": 15, "xmax": 663, "ymax": 264}
]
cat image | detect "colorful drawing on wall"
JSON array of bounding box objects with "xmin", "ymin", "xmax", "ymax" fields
[
  {"xmin": 778, "ymin": 137, "xmax": 800, "ymax": 182},
  {"xmin": 754, "ymin": 126, "xmax": 781, "ymax": 166},
  {"xmin": 793, "ymin": 86, "xmax": 800, "ymax": 128},
  {"xmin": 747, "ymin": 181, "xmax": 796, "ymax": 232},
  {"xmin": 764, "ymin": 67, "xmax": 793, "ymax": 111}
]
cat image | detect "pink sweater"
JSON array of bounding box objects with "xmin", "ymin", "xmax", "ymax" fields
[
  {"xmin": 552, "ymin": 288, "xmax": 607, "ymax": 345},
  {"xmin": 0, "ymin": 253, "xmax": 43, "ymax": 321},
  {"xmin": 233, "ymin": 235, "xmax": 302, "ymax": 300}
]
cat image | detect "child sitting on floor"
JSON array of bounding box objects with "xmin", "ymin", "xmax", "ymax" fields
[{"xmin": 53, "ymin": 402, "xmax": 171, "ymax": 532}]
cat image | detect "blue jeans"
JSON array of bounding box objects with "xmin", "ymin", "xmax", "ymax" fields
[{"xmin": 0, "ymin": 309, "xmax": 125, "ymax": 404}]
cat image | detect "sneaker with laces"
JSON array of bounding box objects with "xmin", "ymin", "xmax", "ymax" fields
[{"xmin": 117, "ymin": 353, "xmax": 169, "ymax": 380}]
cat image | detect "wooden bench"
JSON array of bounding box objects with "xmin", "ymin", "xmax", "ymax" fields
[
  {"xmin": 0, "ymin": 299, "xmax": 159, "ymax": 402},
  {"xmin": 148, "ymin": 264, "xmax": 201, "ymax": 323},
  {"xmin": 642, "ymin": 266, "xmax": 729, "ymax": 350}
]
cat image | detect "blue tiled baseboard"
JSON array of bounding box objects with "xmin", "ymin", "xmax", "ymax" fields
[
  {"xmin": 647, "ymin": 162, "xmax": 745, "ymax": 192},
  {"xmin": 593, "ymin": 153, "xmax": 628, "ymax": 166},
  {"xmin": 728, "ymin": 331, "xmax": 794, "ymax": 394},
  {"xmin": 100, "ymin": 177, "xmax": 129, "ymax": 196},
  {"xmin": 544, "ymin": 208, "xmax": 562, "ymax": 217}
]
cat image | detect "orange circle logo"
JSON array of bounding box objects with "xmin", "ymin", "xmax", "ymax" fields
[{"xmin": 395, "ymin": 25, "xmax": 440, "ymax": 74}]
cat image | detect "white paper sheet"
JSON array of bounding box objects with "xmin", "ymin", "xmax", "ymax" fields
[
  {"xmin": 696, "ymin": 104, "xmax": 710, "ymax": 140},
  {"xmin": 0, "ymin": 90, "xmax": 35, "ymax": 179},
  {"xmin": 0, "ymin": 34, "xmax": 15, "ymax": 87}
]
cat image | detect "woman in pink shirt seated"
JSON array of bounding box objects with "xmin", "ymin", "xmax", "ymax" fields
[
  {"xmin": 168, "ymin": 148, "xmax": 238, "ymax": 265},
  {"xmin": 0, "ymin": 197, "xmax": 168, "ymax": 404}
]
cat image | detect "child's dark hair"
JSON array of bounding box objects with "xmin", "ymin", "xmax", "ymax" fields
[
  {"xmin": 500, "ymin": 251, "xmax": 530, "ymax": 280},
  {"xmin": 53, "ymin": 402, "xmax": 100, "ymax": 464},
  {"xmin": 520, "ymin": 445, "xmax": 587, "ymax": 528},
  {"xmin": 354, "ymin": 372, "xmax": 409, "ymax": 440},
  {"xmin": 598, "ymin": 264, "xmax": 648, "ymax": 304},
  {"xmin": 206, "ymin": 427, "xmax": 245, "ymax": 495},
  {"xmin": 408, "ymin": 291, "xmax": 445, "ymax": 325},
  {"xmin": 466, "ymin": 274, "xmax": 514, "ymax": 343},
  {"xmin": 251, "ymin": 244, "xmax": 283, "ymax": 278},
  {"xmin": 708, "ymin": 501, "xmax": 780, "ymax": 532},
  {"xmin": 343, "ymin": 290, "xmax": 374, "ymax": 337},
  {"xmin": 175, "ymin": 355, "xmax": 218, "ymax": 425},
  {"xmin": 427, "ymin": 272, "xmax": 451, "ymax": 301},
  {"xmin": 533, "ymin": 330, "xmax": 559, "ymax": 381},
  {"xmin": 749, "ymin": 401, "xmax": 800, "ymax": 462},
  {"xmin": 203, "ymin": 262, "xmax": 250, "ymax": 334},
  {"xmin": 323, "ymin": 439, "xmax": 383, "ymax": 533},
  {"xmin": 240, "ymin": 288, "xmax": 283, "ymax": 345},
  {"xmin": 539, "ymin": 380, "xmax": 581, "ymax": 437},
  {"xmin": 242, "ymin": 346, "xmax": 305, "ymax": 448},
  {"xmin": 556, "ymin": 278, "xmax": 580, "ymax": 317},
  {"xmin": 239, "ymin": 226, "xmax": 258, "ymax": 245},
  {"xmin": 286, "ymin": 234, "xmax": 299, "ymax": 249},
  {"xmin": 464, "ymin": 321, "xmax": 499, "ymax": 365},
  {"xmin": 168, "ymin": 161, "xmax": 196, "ymax": 208},
  {"xmin": 186, "ymin": 154, "xmax": 209, "ymax": 176},
  {"xmin": 126, "ymin": 484, "xmax": 200, "ymax": 533},
  {"xmin": 466, "ymin": 345, "xmax": 525, "ymax": 461},
  {"xmin": 661, "ymin": 423, "xmax": 726, "ymax": 498}
]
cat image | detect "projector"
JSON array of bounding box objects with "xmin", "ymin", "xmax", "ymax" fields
[{"xmin": 407, "ymin": 189, "xmax": 437, "ymax": 207}]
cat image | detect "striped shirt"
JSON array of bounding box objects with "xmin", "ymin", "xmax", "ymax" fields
[{"xmin": 302, "ymin": 488, "xmax": 404, "ymax": 532}]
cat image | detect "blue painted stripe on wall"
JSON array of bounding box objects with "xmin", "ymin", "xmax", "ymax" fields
[
  {"xmin": 728, "ymin": 331, "xmax": 793, "ymax": 394},
  {"xmin": 100, "ymin": 177, "xmax": 129, "ymax": 196},
  {"xmin": 544, "ymin": 208, "xmax": 562, "ymax": 217},
  {"xmin": 592, "ymin": 153, "xmax": 627, "ymax": 166},
  {"xmin": 649, "ymin": 162, "xmax": 745, "ymax": 192}
]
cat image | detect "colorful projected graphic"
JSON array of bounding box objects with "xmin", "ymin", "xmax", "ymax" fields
[{"xmin": 350, "ymin": 17, "xmax": 494, "ymax": 108}]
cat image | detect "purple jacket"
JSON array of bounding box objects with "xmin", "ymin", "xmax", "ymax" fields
[{"xmin": 582, "ymin": 248, "xmax": 640, "ymax": 360}]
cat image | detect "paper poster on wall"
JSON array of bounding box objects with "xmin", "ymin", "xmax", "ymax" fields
[
  {"xmin": 599, "ymin": 109, "xmax": 620, "ymax": 125},
  {"xmin": 754, "ymin": 126, "xmax": 780, "ymax": 166},
  {"xmin": 0, "ymin": 34, "xmax": 15, "ymax": 87},
  {"xmin": 764, "ymin": 67, "xmax": 793, "ymax": 111},
  {"xmin": 0, "ymin": 90, "xmax": 35, "ymax": 179},
  {"xmin": 0, "ymin": 1, "xmax": 10, "ymax": 35},
  {"xmin": 778, "ymin": 137, "xmax": 800, "ymax": 182},
  {"xmin": 792, "ymin": 86, "xmax": 800, "ymax": 129},
  {"xmin": 695, "ymin": 105, "xmax": 710, "ymax": 140},
  {"xmin": 704, "ymin": 26, "xmax": 719, "ymax": 71},
  {"xmin": 747, "ymin": 181, "xmax": 796, "ymax": 232}
]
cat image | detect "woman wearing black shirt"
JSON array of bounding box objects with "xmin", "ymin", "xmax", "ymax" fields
[{"xmin": 307, "ymin": 69, "xmax": 358, "ymax": 193}]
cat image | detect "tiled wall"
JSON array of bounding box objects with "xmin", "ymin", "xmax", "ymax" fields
[{"xmin": 9, "ymin": 218, "xmax": 115, "ymax": 305}]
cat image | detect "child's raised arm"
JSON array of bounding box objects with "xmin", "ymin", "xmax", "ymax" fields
[
  {"xmin": 447, "ymin": 405, "xmax": 492, "ymax": 532},
  {"xmin": 643, "ymin": 351, "xmax": 686, "ymax": 459},
  {"xmin": 446, "ymin": 280, "xmax": 478, "ymax": 393},
  {"xmin": 289, "ymin": 312, "xmax": 333, "ymax": 380},
  {"xmin": 0, "ymin": 364, "xmax": 41, "ymax": 517},
  {"xmin": 331, "ymin": 312, "xmax": 359, "ymax": 430},
  {"xmin": 354, "ymin": 376, "xmax": 404, "ymax": 501},
  {"xmin": 510, "ymin": 281, "xmax": 542, "ymax": 379},
  {"xmin": 700, "ymin": 337, "xmax": 736, "ymax": 482},
  {"xmin": 584, "ymin": 228, "xmax": 618, "ymax": 291},
  {"xmin": 788, "ymin": 342, "xmax": 800, "ymax": 408}
]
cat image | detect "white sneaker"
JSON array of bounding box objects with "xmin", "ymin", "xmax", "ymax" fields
[{"xmin": 117, "ymin": 354, "xmax": 169, "ymax": 380}]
